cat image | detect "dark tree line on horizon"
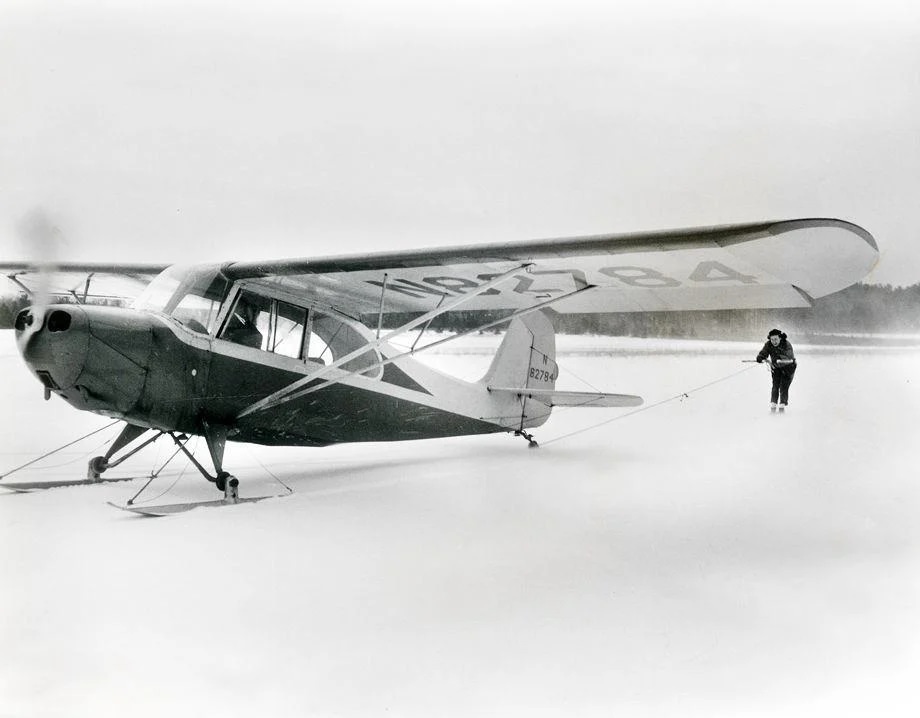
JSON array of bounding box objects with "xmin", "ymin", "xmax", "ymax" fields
[
  {"xmin": 2, "ymin": 282, "xmax": 919, "ymax": 340},
  {"xmin": 554, "ymin": 282, "xmax": 920, "ymax": 341},
  {"xmin": 384, "ymin": 282, "xmax": 920, "ymax": 341}
]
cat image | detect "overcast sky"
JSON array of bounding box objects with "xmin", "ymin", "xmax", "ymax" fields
[{"xmin": 1, "ymin": 0, "xmax": 918, "ymax": 285}]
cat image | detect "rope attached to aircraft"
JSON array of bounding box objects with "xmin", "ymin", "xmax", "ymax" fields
[
  {"xmin": 541, "ymin": 363, "xmax": 760, "ymax": 447},
  {"xmin": 0, "ymin": 420, "xmax": 120, "ymax": 480}
]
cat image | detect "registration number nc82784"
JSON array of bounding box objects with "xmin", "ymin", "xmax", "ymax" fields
[{"xmin": 367, "ymin": 261, "xmax": 759, "ymax": 299}]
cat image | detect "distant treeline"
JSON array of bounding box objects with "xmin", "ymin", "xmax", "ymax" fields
[
  {"xmin": 556, "ymin": 282, "xmax": 920, "ymax": 340},
  {"xmin": 381, "ymin": 282, "xmax": 920, "ymax": 341},
  {"xmin": 2, "ymin": 283, "xmax": 918, "ymax": 340}
]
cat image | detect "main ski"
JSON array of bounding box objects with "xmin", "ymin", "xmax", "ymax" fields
[
  {"xmin": 0, "ymin": 476, "xmax": 140, "ymax": 493},
  {"xmin": 107, "ymin": 494, "xmax": 287, "ymax": 516}
]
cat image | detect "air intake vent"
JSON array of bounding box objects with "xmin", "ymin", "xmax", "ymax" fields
[{"xmin": 47, "ymin": 310, "xmax": 72, "ymax": 332}]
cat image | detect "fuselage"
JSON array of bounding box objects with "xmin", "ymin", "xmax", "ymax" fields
[{"xmin": 13, "ymin": 264, "xmax": 543, "ymax": 446}]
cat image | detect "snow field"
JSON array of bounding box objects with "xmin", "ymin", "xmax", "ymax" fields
[{"xmin": 1, "ymin": 335, "xmax": 918, "ymax": 717}]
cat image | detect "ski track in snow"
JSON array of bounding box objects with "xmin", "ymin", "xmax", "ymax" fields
[{"xmin": 1, "ymin": 334, "xmax": 919, "ymax": 717}]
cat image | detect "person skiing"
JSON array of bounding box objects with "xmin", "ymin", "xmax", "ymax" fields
[{"xmin": 755, "ymin": 328, "xmax": 797, "ymax": 412}]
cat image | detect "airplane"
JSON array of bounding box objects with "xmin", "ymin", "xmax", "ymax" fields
[{"xmin": 1, "ymin": 218, "xmax": 878, "ymax": 513}]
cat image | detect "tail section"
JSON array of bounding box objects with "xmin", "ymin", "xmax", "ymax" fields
[
  {"xmin": 481, "ymin": 311, "xmax": 558, "ymax": 429},
  {"xmin": 482, "ymin": 311, "xmax": 644, "ymax": 432}
]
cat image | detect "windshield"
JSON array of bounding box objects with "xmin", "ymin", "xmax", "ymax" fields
[{"xmin": 134, "ymin": 264, "xmax": 230, "ymax": 334}]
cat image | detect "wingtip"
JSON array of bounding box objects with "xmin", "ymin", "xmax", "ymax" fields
[{"xmin": 769, "ymin": 218, "xmax": 878, "ymax": 252}]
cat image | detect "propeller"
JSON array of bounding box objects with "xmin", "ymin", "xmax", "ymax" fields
[
  {"xmin": 12, "ymin": 208, "xmax": 67, "ymax": 363},
  {"xmin": 14, "ymin": 207, "xmax": 65, "ymax": 320}
]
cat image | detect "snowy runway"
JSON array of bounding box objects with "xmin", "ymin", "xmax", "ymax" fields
[{"xmin": 2, "ymin": 335, "xmax": 918, "ymax": 717}]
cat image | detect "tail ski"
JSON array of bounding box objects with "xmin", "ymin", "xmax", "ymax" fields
[{"xmin": 483, "ymin": 311, "xmax": 643, "ymax": 430}]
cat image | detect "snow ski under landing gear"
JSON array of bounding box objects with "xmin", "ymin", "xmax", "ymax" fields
[
  {"xmin": 107, "ymin": 421, "xmax": 291, "ymax": 516},
  {"xmin": 107, "ymin": 494, "xmax": 279, "ymax": 516},
  {"xmin": 0, "ymin": 423, "xmax": 163, "ymax": 492}
]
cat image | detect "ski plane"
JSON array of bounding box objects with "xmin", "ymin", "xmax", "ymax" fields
[{"xmin": 2, "ymin": 218, "xmax": 877, "ymax": 509}]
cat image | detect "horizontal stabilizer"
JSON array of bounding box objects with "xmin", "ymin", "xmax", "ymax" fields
[{"xmin": 488, "ymin": 386, "xmax": 643, "ymax": 408}]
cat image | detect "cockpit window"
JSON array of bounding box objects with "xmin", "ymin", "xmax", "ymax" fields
[
  {"xmin": 215, "ymin": 287, "xmax": 381, "ymax": 378},
  {"xmin": 134, "ymin": 264, "xmax": 229, "ymax": 334},
  {"xmin": 220, "ymin": 291, "xmax": 272, "ymax": 350},
  {"xmin": 134, "ymin": 270, "xmax": 180, "ymax": 314},
  {"xmin": 272, "ymin": 301, "xmax": 307, "ymax": 358}
]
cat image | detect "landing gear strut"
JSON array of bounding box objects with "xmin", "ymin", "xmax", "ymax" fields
[
  {"xmin": 168, "ymin": 420, "xmax": 239, "ymax": 501},
  {"xmin": 87, "ymin": 424, "xmax": 163, "ymax": 480}
]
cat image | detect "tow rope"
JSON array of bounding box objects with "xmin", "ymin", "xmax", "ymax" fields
[
  {"xmin": 541, "ymin": 363, "xmax": 759, "ymax": 447},
  {"xmin": 0, "ymin": 420, "xmax": 120, "ymax": 480}
]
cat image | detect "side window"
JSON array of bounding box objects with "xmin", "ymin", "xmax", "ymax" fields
[
  {"xmin": 307, "ymin": 311, "xmax": 381, "ymax": 377},
  {"xmin": 216, "ymin": 292, "xmax": 378, "ymax": 379},
  {"xmin": 271, "ymin": 301, "xmax": 307, "ymax": 359},
  {"xmin": 305, "ymin": 320, "xmax": 331, "ymax": 364},
  {"xmin": 219, "ymin": 291, "xmax": 272, "ymax": 350}
]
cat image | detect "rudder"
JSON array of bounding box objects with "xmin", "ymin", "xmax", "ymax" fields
[{"xmin": 481, "ymin": 311, "xmax": 558, "ymax": 429}]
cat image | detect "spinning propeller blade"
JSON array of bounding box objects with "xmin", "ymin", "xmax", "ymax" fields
[{"xmin": 15, "ymin": 207, "xmax": 65, "ymax": 314}]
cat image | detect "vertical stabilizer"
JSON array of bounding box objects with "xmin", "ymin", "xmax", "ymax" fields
[{"xmin": 481, "ymin": 311, "xmax": 558, "ymax": 428}]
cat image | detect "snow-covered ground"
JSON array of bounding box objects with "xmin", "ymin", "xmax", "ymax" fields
[{"xmin": 2, "ymin": 333, "xmax": 918, "ymax": 717}]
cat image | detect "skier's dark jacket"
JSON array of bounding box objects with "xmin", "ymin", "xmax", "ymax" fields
[{"xmin": 756, "ymin": 339, "xmax": 796, "ymax": 366}]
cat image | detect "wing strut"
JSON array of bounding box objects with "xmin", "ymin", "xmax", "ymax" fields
[
  {"xmin": 412, "ymin": 295, "xmax": 445, "ymax": 352},
  {"xmin": 375, "ymin": 272, "xmax": 388, "ymax": 339},
  {"xmin": 5, "ymin": 273, "xmax": 33, "ymax": 297},
  {"xmin": 238, "ymin": 262, "xmax": 535, "ymax": 418},
  {"xmin": 238, "ymin": 283, "xmax": 597, "ymax": 418}
]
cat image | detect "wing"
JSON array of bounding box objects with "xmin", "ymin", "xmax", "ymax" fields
[
  {"xmin": 0, "ymin": 262, "xmax": 169, "ymax": 303},
  {"xmin": 224, "ymin": 219, "xmax": 878, "ymax": 314}
]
